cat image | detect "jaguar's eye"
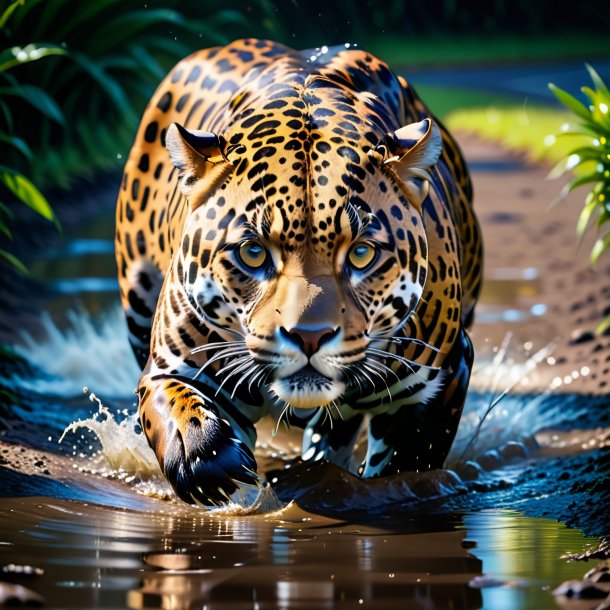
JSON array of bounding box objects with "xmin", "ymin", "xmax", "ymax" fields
[
  {"xmin": 238, "ymin": 241, "xmax": 267, "ymax": 269},
  {"xmin": 347, "ymin": 242, "xmax": 377, "ymax": 270}
]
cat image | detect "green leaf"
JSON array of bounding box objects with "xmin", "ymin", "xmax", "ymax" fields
[
  {"xmin": 0, "ymin": 43, "xmax": 67, "ymax": 73},
  {"xmin": 0, "ymin": 98, "xmax": 13, "ymax": 131},
  {"xmin": 0, "ymin": 84, "xmax": 65, "ymax": 125},
  {"xmin": 591, "ymin": 232, "xmax": 610, "ymax": 263},
  {"xmin": 54, "ymin": 0, "xmax": 122, "ymax": 40},
  {"xmin": 0, "ymin": 221, "xmax": 12, "ymax": 240},
  {"xmin": 568, "ymin": 172, "xmax": 603, "ymax": 192},
  {"xmin": 0, "ymin": 167, "xmax": 59, "ymax": 229},
  {"xmin": 555, "ymin": 123, "xmax": 598, "ymax": 137},
  {"xmin": 586, "ymin": 63, "xmax": 610, "ymax": 96},
  {"xmin": 565, "ymin": 145, "xmax": 605, "ymax": 160},
  {"xmin": 69, "ymin": 51, "xmax": 137, "ymax": 122},
  {"xmin": 549, "ymin": 83, "xmax": 592, "ymax": 121},
  {"xmin": 0, "ymin": 133, "xmax": 31, "ymax": 159},
  {"xmin": 0, "ymin": 387, "xmax": 19, "ymax": 404},
  {"xmin": 596, "ymin": 314, "xmax": 610, "ymax": 335},
  {"xmin": 129, "ymin": 45, "xmax": 165, "ymax": 81},
  {"xmin": 0, "ymin": 0, "xmax": 24, "ymax": 29},
  {"xmin": 0, "ymin": 201, "xmax": 14, "ymax": 220},
  {"xmin": 90, "ymin": 9, "xmax": 186, "ymax": 55},
  {"xmin": 0, "ymin": 248, "xmax": 28, "ymax": 273},
  {"xmin": 577, "ymin": 197, "xmax": 600, "ymax": 236}
]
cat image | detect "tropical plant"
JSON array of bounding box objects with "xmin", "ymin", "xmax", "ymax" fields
[
  {"xmin": 549, "ymin": 64, "xmax": 610, "ymax": 333},
  {"xmin": 1, "ymin": 0, "xmax": 252, "ymax": 190},
  {"xmin": 0, "ymin": 0, "xmax": 61, "ymax": 272}
]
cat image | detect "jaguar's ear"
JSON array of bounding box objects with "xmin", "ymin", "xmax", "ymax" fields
[
  {"xmin": 165, "ymin": 123, "xmax": 232, "ymax": 209},
  {"xmin": 382, "ymin": 118, "xmax": 442, "ymax": 210}
]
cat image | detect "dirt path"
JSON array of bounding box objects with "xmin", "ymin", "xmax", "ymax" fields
[{"xmin": 458, "ymin": 133, "xmax": 610, "ymax": 395}]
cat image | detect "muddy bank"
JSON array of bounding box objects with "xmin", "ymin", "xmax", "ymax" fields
[{"xmin": 461, "ymin": 133, "xmax": 610, "ymax": 396}]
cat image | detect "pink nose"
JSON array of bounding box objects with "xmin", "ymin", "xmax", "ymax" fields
[{"xmin": 280, "ymin": 326, "xmax": 339, "ymax": 357}]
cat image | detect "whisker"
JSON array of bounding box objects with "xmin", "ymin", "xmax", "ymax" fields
[
  {"xmin": 361, "ymin": 362, "xmax": 392, "ymax": 403},
  {"xmin": 367, "ymin": 348, "xmax": 416, "ymax": 375},
  {"xmin": 321, "ymin": 405, "xmax": 333, "ymax": 430},
  {"xmin": 215, "ymin": 357, "xmax": 255, "ymax": 396},
  {"xmin": 274, "ymin": 401, "xmax": 291, "ymax": 436},
  {"xmin": 191, "ymin": 340, "xmax": 246, "ymax": 355},
  {"xmin": 366, "ymin": 356, "xmax": 401, "ymax": 384},
  {"xmin": 248, "ymin": 365, "xmax": 270, "ymax": 392},
  {"xmin": 338, "ymin": 363, "xmax": 364, "ymax": 395},
  {"xmin": 330, "ymin": 399, "xmax": 344, "ymax": 421},
  {"xmin": 215, "ymin": 354, "xmax": 252, "ymax": 377},
  {"xmin": 369, "ymin": 334, "xmax": 443, "ymax": 354},
  {"xmin": 353, "ymin": 363, "xmax": 376, "ymax": 392},
  {"xmin": 192, "ymin": 347, "xmax": 250, "ymax": 379},
  {"xmin": 230, "ymin": 363, "xmax": 260, "ymax": 398},
  {"xmin": 367, "ymin": 347, "xmax": 441, "ymax": 372}
]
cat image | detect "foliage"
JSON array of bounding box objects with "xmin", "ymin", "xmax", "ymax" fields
[
  {"xmin": 1, "ymin": 0, "xmax": 251, "ymax": 190},
  {"xmin": 0, "ymin": 1, "xmax": 61, "ymax": 272},
  {"xmin": 549, "ymin": 65, "xmax": 610, "ymax": 333},
  {"xmin": 444, "ymin": 105, "xmax": 587, "ymax": 166}
]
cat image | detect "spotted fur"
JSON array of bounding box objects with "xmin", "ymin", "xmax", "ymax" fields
[{"xmin": 116, "ymin": 39, "xmax": 483, "ymax": 504}]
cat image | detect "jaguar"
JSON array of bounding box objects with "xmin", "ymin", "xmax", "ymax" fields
[{"xmin": 115, "ymin": 38, "xmax": 483, "ymax": 505}]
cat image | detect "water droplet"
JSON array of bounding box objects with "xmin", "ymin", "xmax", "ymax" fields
[{"xmin": 544, "ymin": 134, "xmax": 556, "ymax": 147}]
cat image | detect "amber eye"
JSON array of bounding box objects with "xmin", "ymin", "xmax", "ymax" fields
[
  {"xmin": 238, "ymin": 241, "xmax": 267, "ymax": 269},
  {"xmin": 348, "ymin": 242, "xmax": 377, "ymax": 270}
]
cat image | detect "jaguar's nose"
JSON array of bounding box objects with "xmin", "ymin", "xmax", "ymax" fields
[{"xmin": 279, "ymin": 326, "xmax": 339, "ymax": 357}]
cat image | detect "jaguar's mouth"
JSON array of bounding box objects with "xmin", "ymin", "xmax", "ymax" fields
[{"xmin": 270, "ymin": 365, "xmax": 345, "ymax": 409}]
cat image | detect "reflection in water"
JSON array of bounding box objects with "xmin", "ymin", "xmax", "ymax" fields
[
  {"xmin": 0, "ymin": 497, "xmax": 598, "ymax": 610},
  {"xmin": 462, "ymin": 512, "xmax": 599, "ymax": 610}
]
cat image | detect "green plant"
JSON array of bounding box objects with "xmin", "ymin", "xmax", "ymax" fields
[
  {"xmin": 0, "ymin": 0, "xmax": 60, "ymax": 272},
  {"xmin": 549, "ymin": 65, "xmax": 610, "ymax": 333},
  {"xmin": 2, "ymin": 0, "xmax": 251, "ymax": 189}
]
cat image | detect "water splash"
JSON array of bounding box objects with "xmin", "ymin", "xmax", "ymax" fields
[
  {"xmin": 15, "ymin": 307, "xmax": 609, "ymax": 513},
  {"xmin": 450, "ymin": 332, "xmax": 557, "ymax": 461},
  {"xmin": 59, "ymin": 389, "xmax": 160, "ymax": 479},
  {"xmin": 14, "ymin": 307, "xmax": 140, "ymax": 398},
  {"xmin": 58, "ymin": 388, "xmax": 287, "ymax": 513}
]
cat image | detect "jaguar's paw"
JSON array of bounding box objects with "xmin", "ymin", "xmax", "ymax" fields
[{"xmin": 162, "ymin": 409, "xmax": 258, "ymax": 506}]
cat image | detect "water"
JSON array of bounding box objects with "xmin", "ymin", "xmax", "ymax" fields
[
  {"xmin": 1, "ymin": 301, "xmax": 609, "ymax": 608},
  {"xmin": 0, "ymin": 498, "xmax": 599, "ymax": 610}
]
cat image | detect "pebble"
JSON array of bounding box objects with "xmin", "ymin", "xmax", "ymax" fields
[
  {"xmin": 476, "ymin": 450, "xmax": 502, "ymax": 471},
  {"xmin": 0, "ymin": 582, "xmax": 44, "ymax": 606}
]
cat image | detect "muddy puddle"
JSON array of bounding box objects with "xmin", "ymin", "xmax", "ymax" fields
[{"xmin": 0, "ymin": 496, "xmax": 599, "ymax": 610}]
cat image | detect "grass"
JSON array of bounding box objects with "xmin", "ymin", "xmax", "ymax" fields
[
  {"xmin": 365, "ymin": 32, "xmax": 610, "ymax": 68},
  {"xmin": 444, "ymin": 105, "xmax": 588, "ymax": 167},
  {"xmin": 411, "ymin": 84, "xmax": 519, "ymax": 120}
]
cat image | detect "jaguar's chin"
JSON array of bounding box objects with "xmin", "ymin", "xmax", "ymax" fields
[{"xmin": 270, "ymin": 365, "xmax": 345, "ymax": 409}]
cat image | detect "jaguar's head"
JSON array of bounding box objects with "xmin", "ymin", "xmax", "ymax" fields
[{"xmin": 165, "ymin": 93, "xmax": 441, "ymax": 409}]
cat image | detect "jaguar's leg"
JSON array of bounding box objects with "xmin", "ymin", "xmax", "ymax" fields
[
  {"xmin": 301, "ymin": 409, "xmax": 364, "ymax": 471},
  {"xmin": 361, "ymin": 329, "xmax": 474, "ymax": 477},
  {"xmin": 118, "ymin": 257, "xmax": 164, "ymax": 368},
  {"xmin": 138, "ymin": 372, "xmax": 259, "ymax": 505}
]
